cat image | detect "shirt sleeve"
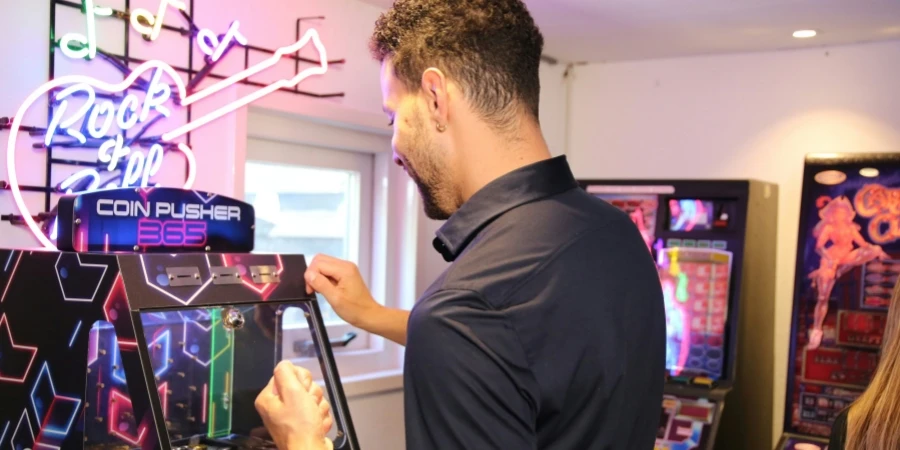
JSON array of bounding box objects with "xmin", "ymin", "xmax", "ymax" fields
[
  {"xmin": 828, "ymin": 408, "xmax": 848, "ymax": 450},
  {"xmin": 403, "ymin": 289, "xmax": 538, "ymax": 449}
]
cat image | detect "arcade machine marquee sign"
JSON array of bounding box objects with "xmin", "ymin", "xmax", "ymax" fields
[{"xmin": 55, "ymin": 188, "xmax": 255, "ymax": 253}]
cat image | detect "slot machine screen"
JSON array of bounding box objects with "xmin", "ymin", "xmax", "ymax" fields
[
  {"xmin": 659, "ymin": 248, "xmax": 732, "ymax": 381},
  {"xmin": 667, "ymin": 198, "xmax": 733, "ymax": 232},
  {"xmin": 668, "ymin": 199, "xmax": 714, "ymax": 231}
]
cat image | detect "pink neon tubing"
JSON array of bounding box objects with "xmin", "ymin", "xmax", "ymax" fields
[{"xmin": 7, "ymin": 28, "xmax": 327, "ymax": 250}]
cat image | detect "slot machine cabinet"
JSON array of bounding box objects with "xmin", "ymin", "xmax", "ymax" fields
[
  {"xmin": 0, "ymin": 188, "xmax": 360, "ymax": 450},
  {"xmin": 776, "ymin": 153, "xmax": 900, "ymax": 450},
  {"xmin": 576, "ymin": 179, "xmax": 778, "ymax": 450}
]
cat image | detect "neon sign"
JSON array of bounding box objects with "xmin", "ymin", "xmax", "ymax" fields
[
  {"xmin": 59, "ymin": 0, "xmax": 112, "ymax": 60},
  {"xmin": 198, "ymin": 21, "xmax": 248, "ymax": 62},
  {"xmin": 4, "ymin": 0, "xmax": 333, "ymax": 250},
  {"xmin": 62, "ymin": 0, "xmax": 246, "ymax": 62},
  {"xmin": 130, "ymin": 0, "xmax": 187, "ymax": 41}
]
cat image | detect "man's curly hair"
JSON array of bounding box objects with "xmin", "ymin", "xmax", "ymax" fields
[{"xmin": 370, "ymin": 0, "xmax": 544, "ymax": 128}]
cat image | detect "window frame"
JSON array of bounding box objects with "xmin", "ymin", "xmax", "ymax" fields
[
  {"xmin": 245, "ymin": 140, "xmax": 374, "ymax": 349},
  {"xmin": 240, "ymin": 108, "xmax": 415, "ymax": 380}
]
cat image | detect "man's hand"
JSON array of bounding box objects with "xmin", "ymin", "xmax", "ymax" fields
[
  {"xmin": 255, "ymin": 361, "xmax": 334, "ymax": 450},
  {"xmin": 305, "ymin": 254, "xmax": 380, "ymax": 329},
  {"xmin": 305, "ymin": 254, "xmax": 412, "ymax": 345}
]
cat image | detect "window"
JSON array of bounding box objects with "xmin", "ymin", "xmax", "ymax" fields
[
  {"xmin": 242, "ymin": 110, "xmax": 413, "ymax": 380},
  {"xmin": 245, "ymin": 156, "xmax": 368, "ymax": 327}
]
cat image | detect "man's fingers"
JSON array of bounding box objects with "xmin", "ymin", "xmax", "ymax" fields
[
  {"xmin": 320, "ymin": 399, "xmax": 332, "ymax": 421},
  {"xmin": 309, "ymin": 380, "xmax": 325, "ymax": 404},
  {"xmin": 305, "ymin": 254, "xmax": 339, "ymax": 294},
  {"xmin": 309, "ymin": 255, "xmax": 350, "ymax": 281},
  {"xmin": 273, "ymin": 361, "xmax": 302, "ymax": 400},
  {"xmin": 261, "ymin": 375, "xmax": 277, "ymax": 398},
  {"xmin": 310, "ymin": 253, "xmax": 343, "ymax": 267},
  {"xmin": 322, "ymin": 415, "xmax": 333, "ymax": 436},
  {"xmin": 318, "ymin": 392, "xmax": 332, "ymax": 435},
  {"xmin": 255, "ymin": 377, "xmax": 279, "ymax": 415},
  {"xmin": 305, "ymin": 267, "xmax": 340, "ymax": 299},
  {"xmin": 289, "ymin": 363, "xmax": 313, "ymax": 390}
]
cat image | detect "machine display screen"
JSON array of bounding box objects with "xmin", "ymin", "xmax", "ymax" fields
[
  {"xmin": 667, "ymin": 199, "xmax": 715, "ymax": 231},
  {"xmin": 666, "ymin": 197, "xmax": 736, "ymax": 232},
  {"xmin": 658, "ymin": 248, "xmax": 733, "ymax": 381}
]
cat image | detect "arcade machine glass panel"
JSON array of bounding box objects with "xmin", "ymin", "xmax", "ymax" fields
[
  {"xmin": 777, "ymin": 153, "xmax": 900, "ymax": 450},
  {"xmin": 577, "ymin": 180, "xmax": 753, "ymax": 450},
  {"xmin": 658, "ymin": 247, "xmax": 732, "ymax": 382},
  {"xmin": 0, "ymin": 188, "xmax": 359, "ymax": 450}
]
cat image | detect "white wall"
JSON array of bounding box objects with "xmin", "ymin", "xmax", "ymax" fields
[{"xmin": 566, "ymin": 39, "xmax": 900, "ymax": 447}]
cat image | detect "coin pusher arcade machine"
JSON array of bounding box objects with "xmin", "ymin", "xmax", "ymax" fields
[{"xmin": 0, "ymin": 188, "xmax": 360, "ymax": 450}]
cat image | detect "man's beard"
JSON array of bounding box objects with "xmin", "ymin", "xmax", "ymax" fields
[
  {"xmin": 405, "ymin": 123, "xmax": 453, "ymax": 220},
  {"xmin": 414, "ymin": 172, "xmax": 450, "ymax": 220}
]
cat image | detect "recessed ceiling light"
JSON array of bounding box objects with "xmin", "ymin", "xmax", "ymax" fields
[{"xmin": 793, "ymin": 30, "xmax": 817, "ymax": 38}]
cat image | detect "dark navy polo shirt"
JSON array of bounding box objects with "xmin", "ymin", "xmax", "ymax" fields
[{"xmin": 403, "ymin": 155, "xmax": 666, "ymax": 449}]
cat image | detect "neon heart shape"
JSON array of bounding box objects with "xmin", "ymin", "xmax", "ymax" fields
[
  {"xmin": 6, "ymin": 28, "xmax": 329, "ymax": 250},
  {"xmin": 197, "ymin": 21, "xmax": 248, "ymax": 62},
  {"xmin": 198, "ymin": 29, "xmax": 222, "ymax": 56}
]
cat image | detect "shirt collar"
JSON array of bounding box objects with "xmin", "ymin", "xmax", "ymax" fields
[{"xmin": 432, "ymin": 155, "xmax": 579, "ymax": 262}]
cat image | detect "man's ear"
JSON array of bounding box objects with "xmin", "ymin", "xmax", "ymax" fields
[{"xmin": 420, "ymin": 68, "xmax": 449, "ymax": 126}]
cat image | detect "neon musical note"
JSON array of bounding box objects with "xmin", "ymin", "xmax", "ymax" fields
[
  {"xmin": 59, "ymin": 0, "xmax": 113, "ymax": 60},
  {"xmin": 198, "ymin": 21, "xmax": 248, "ymax": 62},
  {"xmin": 130, "ymin": 0, "xmax": 187, "ymax": 41}
]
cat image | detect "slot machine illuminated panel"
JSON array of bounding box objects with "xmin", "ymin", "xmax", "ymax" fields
[
  {"xmin": 659, "ymin": 248, "xmax": 732, "ymax": 383},
  {"xmin": 585, "ymin": 186, "xmax": 744, "ymax": 388},
  {"xmin": 577, "ymin": 179, "xmax": 778, "ymax": 450},
  {"xmin": 777, "ymin": 153, "xmax": 900, "ymax": 450}
]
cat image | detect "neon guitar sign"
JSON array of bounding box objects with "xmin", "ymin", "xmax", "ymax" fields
[{"xmin": 5, "ymin": 0, "xmax": 333, "ymax": 250}]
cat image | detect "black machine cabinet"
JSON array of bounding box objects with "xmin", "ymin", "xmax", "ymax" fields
[
  {"xmin": 0, "ymin": 190, "xmax": 359, "ymax": 450},
  {"xmin": 577, "ymin": 179, "xmax": 778, "ymax": 450},
  {"xmin": 776, "ymin": 153, "xmax": 900, "ymax": 450}
]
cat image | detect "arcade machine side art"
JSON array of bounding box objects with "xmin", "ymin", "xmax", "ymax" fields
[
  {"xmin": 776, "ymin": 153, "xmax": 900, "ymax": 450},
  {"xmin": 576, "ymin": 179, "xmax": 779, "ymax": 450}
]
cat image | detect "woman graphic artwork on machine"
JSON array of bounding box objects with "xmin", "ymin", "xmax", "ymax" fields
[
  {"xmin": 807, "ymin": 195, "xmax": 889, "ymax": 349},
  {"xmin": 629, "ymin": 206, "xmax": 654, "ymax": 253}
]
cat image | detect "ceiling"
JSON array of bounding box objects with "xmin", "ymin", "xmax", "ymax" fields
[{"xmin": 357, "ymin": 0, "xmax": 900, "ymax": 63}]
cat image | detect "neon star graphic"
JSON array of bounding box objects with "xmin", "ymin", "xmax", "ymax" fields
[
  {"xmin": 108, "ymin": 389, "xmax": 149, "ymax": 446},
  {"xmin": 30, "ymin": 362, "xmax": 83, "ymax": 437},
  {"xmin": 0, "ymin": 314, "xmax": 39, "ymax": 384}
]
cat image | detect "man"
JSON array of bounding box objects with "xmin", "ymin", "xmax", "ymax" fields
[{"xmin": 256, "ymin": 0, "xmax": 666, "ymax": 448}]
